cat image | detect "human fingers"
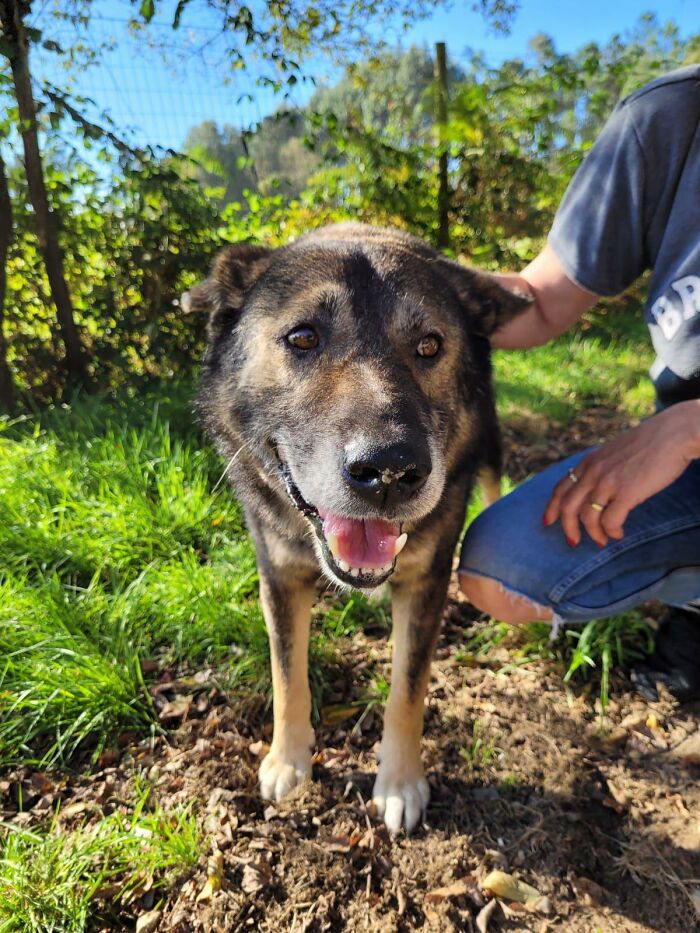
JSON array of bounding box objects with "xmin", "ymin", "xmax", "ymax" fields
[
  {"xmin": 579, "ymin": 477, "xmax": 617, "ymax": 548},
  {"xmin": 544, "ymin": 463, "xmax": 586, "ymax": 527},
  {"xmin": 599, "ymin": 494, "xmax": 632, "ymax": 541},
  {"xmin": 557, "ymin": 468, "xmax": 602, "ymax": 545}
]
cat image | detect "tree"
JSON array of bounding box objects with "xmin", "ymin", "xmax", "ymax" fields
[
  {"xmin": 140, "ymin": 0, "xmax": 519, "ymax": 75},
  {"xmin": 0, "ymin": 152, "xmax": 13, "ymax": 411},
  {"xmin": 0, "ymin": 0, "xmax": 88, "ymax": 382},
  {"xmin": 311, "ymin": 47, "xmax": 461, "ymax": 146},
  {"xmin": 183, "ymin": 121, "xmax": 256, "ymax": 207}
]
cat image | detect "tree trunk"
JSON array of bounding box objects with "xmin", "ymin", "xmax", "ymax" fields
[
  {"xmin": 0, "ymin": 153, "xmax": 15, "ymax": 412},
  {"xmin": 0, "ymin": 0, "xmax": 88, "ymax": 383}
]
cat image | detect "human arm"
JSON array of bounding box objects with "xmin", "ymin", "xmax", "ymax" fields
[
  {"xmin": 490, "ymin": 244, "xmax": 599, "ymax": 350},
  {"xmin": 490, "ymin": 93, "xmax": 649, "ymax": 351}
]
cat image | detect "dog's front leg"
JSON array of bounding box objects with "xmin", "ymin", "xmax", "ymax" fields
[
  {"xmin": 373, "ymin": 564, "xmax": 451, "ymax": 834},
  {"xmin": 257, "ymin": 568, "xmax": 317, "ymax": 801}
]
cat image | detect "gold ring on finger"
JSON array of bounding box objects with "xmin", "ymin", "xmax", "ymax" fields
[
  {"xmin": 590, "ymin": 501, "xmax": 606, "ymax": 512},
  {"xmin": 568, "ymin": 469, "xmax": 580, "ymax": 485}
]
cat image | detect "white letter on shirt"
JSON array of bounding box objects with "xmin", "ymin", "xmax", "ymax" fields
[
  {"xmin": 671, "ymin": 275, "xmax": 700, "ymax": 321},
  {"xmin": 651, "ymin": 294, "xmax": 683, "ymax": 341}
]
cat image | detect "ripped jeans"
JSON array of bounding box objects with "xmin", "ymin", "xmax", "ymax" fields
[{"xmin": 459, "ymin": 449, "xmax": 700, "ymax": 625}]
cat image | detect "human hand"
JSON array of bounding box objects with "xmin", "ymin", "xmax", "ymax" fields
[{"xmin": 543, "ymin": 400, "xmax": 700, "ymax": 548}]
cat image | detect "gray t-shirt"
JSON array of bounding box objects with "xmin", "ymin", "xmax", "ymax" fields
[{"xmin": 549, "ymin": 65, "xmax": 700, "ymax": 408}]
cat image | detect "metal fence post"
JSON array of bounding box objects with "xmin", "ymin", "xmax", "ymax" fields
[{"xmin": 435, "ymin": 41, "xmax": 450, "ymax": 250}]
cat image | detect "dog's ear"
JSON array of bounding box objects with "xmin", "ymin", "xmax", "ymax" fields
[
  {"xmin": 182, "ymin": 243, "xmax": 274, "ymax": 340},
  {"xmin": 437, "ymin": 257, "xmax": 532, "ymax": 338}
]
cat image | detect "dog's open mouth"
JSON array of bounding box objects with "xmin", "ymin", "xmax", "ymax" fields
[{"xmin": 278, "ymin": 460, "xmax": 406, "ymax": 588}]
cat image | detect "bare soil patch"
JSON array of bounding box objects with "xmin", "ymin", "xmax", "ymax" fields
[
  {"xmin": 4, "ymin": 410, "xmax": 699, "ymax": 932},
  {"xmin": 5, "ymin": 611, "xmax": 699, "ymax": 932}
]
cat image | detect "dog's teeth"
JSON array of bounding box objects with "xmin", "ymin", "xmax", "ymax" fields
[
  {"xmin": 394, "ymin": 532, "xmax": 408, "ymax": 556},
  {"xmin": 326, "ymin": 533, "xmax": 341, "ymax": 559},
  {"xmin": 350, "ymin": 567, "xmax": 360, "ymax": 577},
  {"xmin": 338, "ymin": 559, "xmax": 350, "ymax": 573}
]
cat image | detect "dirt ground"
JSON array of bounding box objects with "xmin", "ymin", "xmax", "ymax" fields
[{"xmin": 4, "ymin": 411, "xmax": 700, "ymax": 932}]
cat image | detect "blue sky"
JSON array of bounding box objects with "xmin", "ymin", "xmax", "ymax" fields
[
  {"xmin": 402, "ymin": 0, "xmax": 697, "ymax": 62},
  {"xmin": 31, "ymin": 0, "xmax": 699, "ymax": 152}
]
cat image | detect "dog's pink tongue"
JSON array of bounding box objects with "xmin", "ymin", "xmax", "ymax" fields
[{"xmin": 319, "ymin": 511, "xmax": 400, "ymax": 569}]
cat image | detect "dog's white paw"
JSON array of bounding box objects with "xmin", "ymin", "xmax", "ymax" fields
[
  {"xmin": 372, "ymin": 761, "xmax": 430, "ymax": 834},
  {"xmin": 258, "ymin": 748, "xmax": 311, "ymax": 801}
]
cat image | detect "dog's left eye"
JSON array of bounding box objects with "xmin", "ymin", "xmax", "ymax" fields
[
  {"xmin": 417, "ymin": 334, "xmax": 441, "ymax": 358},
  {"xmin": 286, "ymin": 326, "xmax": 319, "ymax": 350}
]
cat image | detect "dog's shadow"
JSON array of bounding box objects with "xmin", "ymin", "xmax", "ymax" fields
[
  {"xmin": 309, "ymin": 659, "xmax": 700, "ymax": 933},
  {"xmin": 322, "ymin": 747, "xmax": 699, "ymax": 933}
]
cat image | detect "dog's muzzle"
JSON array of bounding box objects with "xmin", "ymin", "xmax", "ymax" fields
[{"xmin": 275, "ymin": 453, "xmax": 408, "ymax": 588}]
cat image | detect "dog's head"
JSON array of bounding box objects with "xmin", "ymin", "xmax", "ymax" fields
[{"xmin": 191, "ymin": 224, "xmax": 530, "ymax": 589}]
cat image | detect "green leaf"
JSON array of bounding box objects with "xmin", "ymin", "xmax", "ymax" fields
[{"xmin": 139, "ymin": 0, "xmax": 155, "ymax": 22}]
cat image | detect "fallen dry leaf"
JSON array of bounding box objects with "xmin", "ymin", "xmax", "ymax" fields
[
  {"xmin": 135, "ymin": 909, "xmax": 161, "ymax": 933},
  {"xmin": 426, "ymin": 876, "xmax": 481, "ymax": 904},
  {"xmin": 158, "ymin": 696, "xmax": 192, "ymax": 721},
  {"xmin": 605, "ymin": 779, "xmax": 629, "ymax": 809},
  {"xmin": 323, "ymin": 830, "xmax": 362, "ymax": 854},
  {"xmin": 668, "ymin": 792, "xmax": 690, "ymax": 815},
  {"xmin": 60, "ymin": 800, "xmax": 90, "ymax": 819},
  {"xmin": 29, "ymin": 772, "xmax": 55, "ymax": 795},
  {"xmin": 321, "ymin": 704, "xmax": 360, "ymax": 726},
  {"xmin": 569, "ymin": 875, "xmax": 606, "ymax": 906},
  {"xmin": 95, "ymin": 777, "xmax": 116, "ymax": 807},
  {"xmin": 313, "ymin": 747, "xmax": 349, "ymax": 769},
  {"xmin": 531, "ymin": 895, "xmax": 553, "ymax": 915},
  {"xmin": 97, "ymin": 749, "xmax": 119, "ymax": 768},
  {"xmin": 481, "ymin": 870, "xmax": 541, "ymax": 904},
  {"xmin": 476, "ymin": 897, "xmax": 498, "ymax": 933},
  {"xmin": 691, "ymin": 887, "xmax": 700, "ymax": 918},
  {"xmin": 667, "ymin": 728, "xmax": 700, "ymax": 765},
  {"xmin": 241, "ymin": 859, "xmax": 271, "ymax": 895},
  {"xmin": 196, "ymin": 850, "xmax": 224, "ymax": 903},
  {"xmin": 602, "ymin": 796, "xmax": 625, "ymax": 814}
]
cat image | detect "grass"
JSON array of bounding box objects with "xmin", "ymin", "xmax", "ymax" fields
[
  {"xmin": 0, "ymin": 780, "xmax": 201, "ymax": 932},
  {"xmin": 493, "ymin": 306, "xmax": 655, "ymax": 424},
  {"xmin": 0, "ymin": 390, "xmax": 267, "ymax": 767},
  {"xmin": 460, "ymin": 612, "xmax": 655, "ymax": 720},
  {"xmin": 0, "ymin": 311, "xmax": 656, "ymax": 765},
  {"xmin": 0, "ymin": 308, "xmax": 658, "ymax": 930},
  {"xmin": 563, "ymin": 613, "xmax": 655, "ymax": 713},
  {"xmin": 458, "ymin": 720, "xmax": 501, "ymax": 769}
]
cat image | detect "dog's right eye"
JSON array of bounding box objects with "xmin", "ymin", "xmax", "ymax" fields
[{"xmin": 286, "ymin": 326, "xmax": 319, "ymax": 350}]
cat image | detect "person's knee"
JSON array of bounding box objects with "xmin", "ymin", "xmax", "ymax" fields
[{"xmin": 459, "ymin": 572, "xmax": 553, "ymax": 625}]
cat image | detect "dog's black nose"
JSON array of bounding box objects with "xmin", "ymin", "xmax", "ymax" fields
[{"xmin": 343, "ymin": 441, "xmax": 431, "ymax": 505}]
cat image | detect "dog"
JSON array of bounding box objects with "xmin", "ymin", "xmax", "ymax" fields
[{"xmin": 188, "ymin": 223, "xmax": 530, "ymax": 833}]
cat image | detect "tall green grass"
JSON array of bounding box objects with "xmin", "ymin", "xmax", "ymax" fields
[
  {"xmin": 0, "ymin": 387, "xmax": 264, "ymax": 766},
  {"xmin": 494, "ymin": 308, "xmax": 655, "ymax": 423}
]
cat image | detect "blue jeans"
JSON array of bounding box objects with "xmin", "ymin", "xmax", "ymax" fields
[{"xmin": 459, "ymin": 449, "xmax": 700, "ymax": 622}]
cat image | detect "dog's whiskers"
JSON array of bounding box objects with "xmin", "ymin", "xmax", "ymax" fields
[{"xmin": 213, "ymin": 439, "xmax": 255, "ymax": 491}]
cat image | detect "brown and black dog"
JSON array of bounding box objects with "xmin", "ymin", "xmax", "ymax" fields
[{"xmin": 188, "ymin": 223, "xmax": 529, "ymax": 833}]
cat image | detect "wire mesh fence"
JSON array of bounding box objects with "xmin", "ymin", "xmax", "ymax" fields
[
  {"xmin": 27, "ymin": 6, "xmax": 323, "ymax": 154},
  {"xmin": 23, "ymin": 5, "xmax": 511, "ymax": 158}
]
